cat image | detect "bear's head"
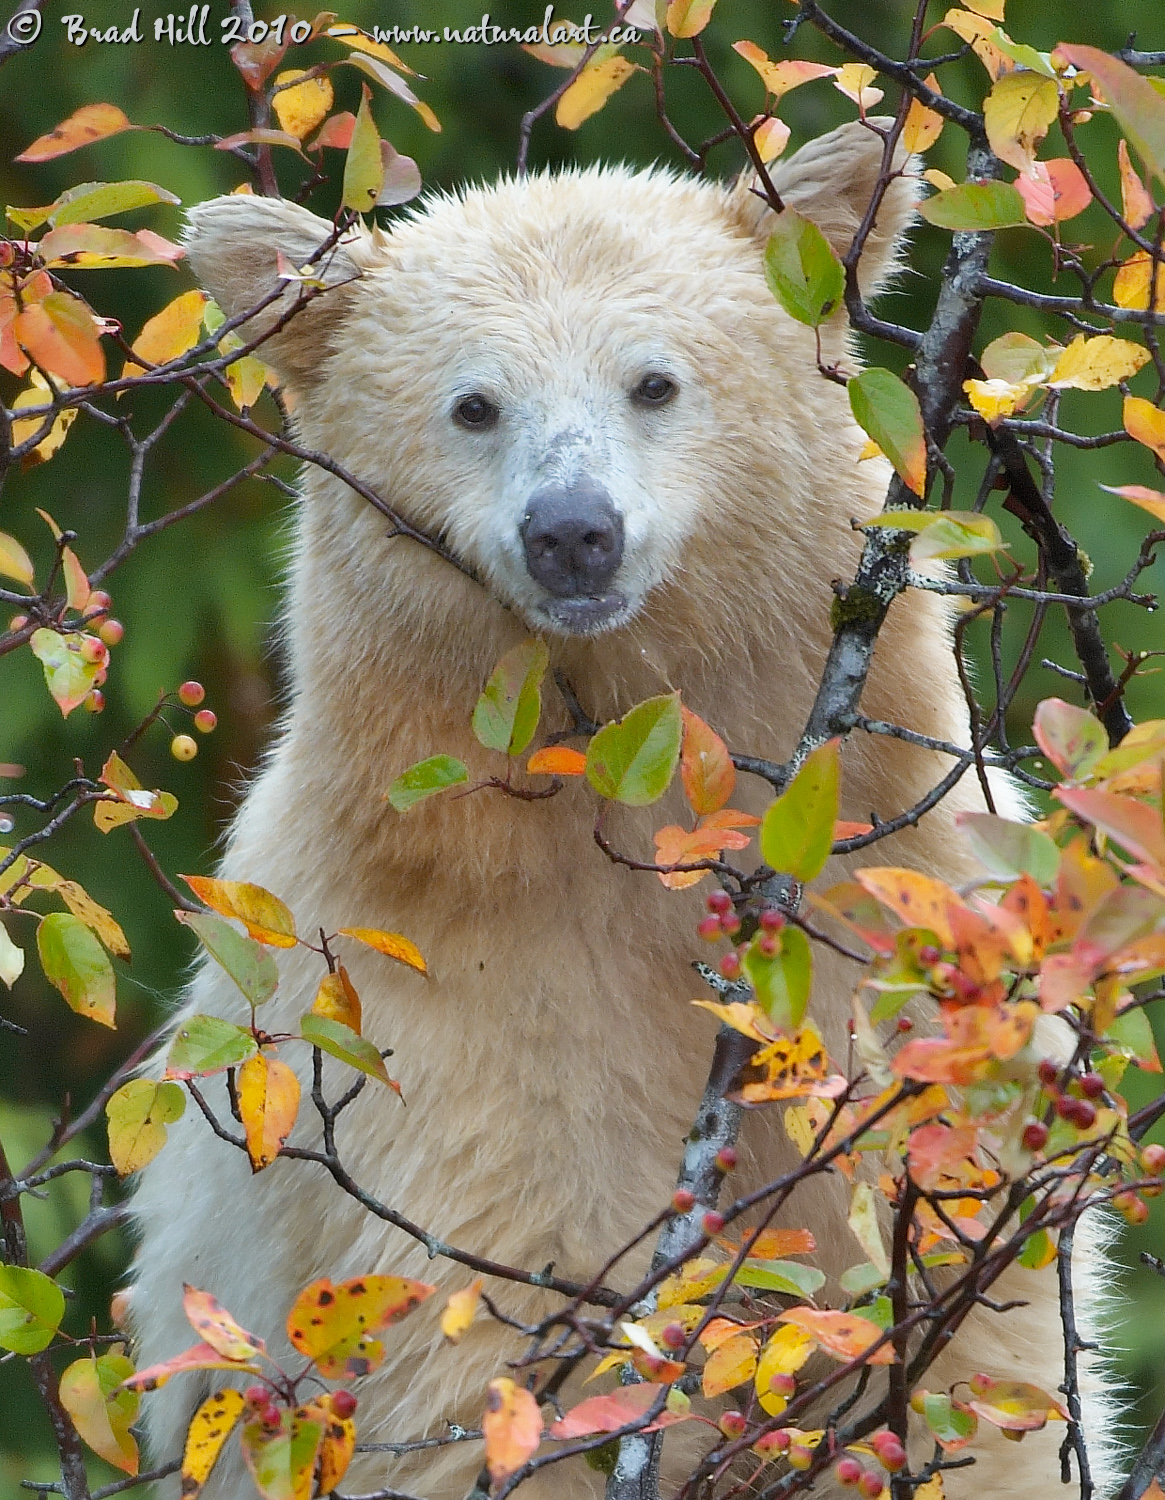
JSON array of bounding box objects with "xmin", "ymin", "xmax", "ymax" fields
[{"xmin": 186, "ymin": 122, "xmax": 916, "ymax": 643}]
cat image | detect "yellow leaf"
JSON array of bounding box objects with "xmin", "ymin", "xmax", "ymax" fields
[
  {"xmin": 556, "ymin": 53, "xmax": 639, "ymax": 130},
  {"xmin": 732, "ymin": 43, "xmax": 836, "ymax": 99},
  {"xmin": 857, "ymin": 437, "xmax": 884, "ymax": 461},
  {"xmin": 441, "ymin": 1279, "xmax": 483, "ymax": 1343},
  {"xmin": 779, "ymin": 1307, "xmax": 895, "ymax": 1364},
  {"xmin": 666, "ymin": 0, "xmax": 717, "ymax": 37},
  {"xmin": 106, "ymin": 1078, "xmax": 185, "ymax": 1176},
  {"xmin": 181, "ymin": 1388, "xmax": 247, "ymax": 1499},
  {"xmin": 483, "ymin": 1378, "xmax": 543, "ymax": 1484},
  {"xmin": 1124, "ymin": 394, "xmax": 1165, "ymax": 462},
  {"xmin": 56, "ymin": 879, "xmax": 130, "ymax": 958},
  {"xmin": 273, "ymin": 69, "xmax": 335, "ymax": 138},
  {"xmin": 342, "ymin": 83, "xmax": 384, "ymax": 213},
  {"xmin": 902, "ymin": 75, "xmax": 944, "ymax": 154},
  {"xmin": 17, "ymin": 103, "xmax": 137, "ymax": 162},
  {"xmin": 62, "ymin": 546, "xmax": 90, "ymax": 611},
  {"xmin": 784, "ymin": 1103, "xmax": 817, "ymax": 1156},
  {"xmin": 983, "ymin": 71, "xmax": 1059, "ymax": 173},
  {"xmin": 1048, "ymin": 334, "xmax": 1150, "ymax": 390},
  {"xmin": 701, "ymin": 1332, "xmax": 759, "ymax": 1397},
  {"xmin": 312, "ymin": 967, "xmax": 362, "ymax": 1033},
  {"xmin": 1119, "ymin": 139, "xmax": 1155, "ymax": 230},
  {"xmin": 963, "ymin": 0, "xmax": 1005, "ymax": 16},
  {"xmin": 915, "ymin": 1477, "xmax": 946, "ymax": 1500},
  {"xmin": 922, "ymin": 167, "xmax": 956, "ymax": 191},
  {"xmin": 11, "ymin": 376, "xmax": 76, "ymax": 467},
  {"xmin": 222, "ymin": 349, "xmax": 270, "ymax": 411},
  {"xmin": 286, "ymin": 1275, "xmax": 435, "ymax": 1379},
  {"xmin": 123, "ymin": 290, "xmax": 208, "ymax": 377},
  {"xmin": 310, "ymin": 1393, "xmax": 357, "ymax": 1492},
  {"xmin": 657, "ymin": 1256, "xmax": 728, "ymax": 1309},
  {"xmin": 237, "ymin": 1052, "xmax": 301, "ymax": 1171},
  {"xmin": 940, "ymin": 10, "xmax": 1013, "ymax": 80},
  {"xmin": 338, "ymin": 925, "xmax": 427, "ymax": 973},
  {"xmin": 1114, "ymin": 251, "xmax": 1165, "ymax": 311},
  {"xmin": 834, "ymin": 63, "xmax": 883, "ymax": 112},
  {"xmin": 755, "ymin": 1324, "xmax": 814, "ymax": 1414},
  {"xmin": 59, "ymin": 1350, "xmax": 139, "ymax": 1474},
  {"xmin": 0, "ymin": 530, "xmax": 34, "ymax": 586},
  {"xmin": 325, "ymin": 23, "xmax": 417, "ymax": 73},
  {"xmin": 962, "ymin": 377, "xmax": 1032, "ymax": 425},
  {"xmin": 181, "ymin": 876, "xmax": 297, "ymax": 947}
]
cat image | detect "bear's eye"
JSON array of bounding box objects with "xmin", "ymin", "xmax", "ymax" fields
[
  {"xmin": 454, "ymin": 394, "xmax": 500, "ymax": 430},
  {"xmin": 632, "ymin": 373, "xmax": 678, "ymax": 408}
]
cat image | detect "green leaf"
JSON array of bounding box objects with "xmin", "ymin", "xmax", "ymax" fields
[
  {"xmin": 763, "ymin": 209, "xmax": 845, "ymax": 328},
  {"xmin": 0, "ymin": 1265, "xmax": 66, "ymax": 1354},
  {"xmin": 1107, "ymin": 1006, "xmax": 1163, "ymax": 1071},
  {"xmin": 29, "ymin": 628, "xmax": 100, "ymax": 718},
  {"xmin": 917, "ymin": 180, "xmax": 1028, "ymax": 231},
  {"xmin": 839, "ymin": 1262, "xmax": 886, "ymax": 1296},
  {"xmin": 165, "ymin": 1015, "xmax": 258, "ymax": 1078},
  {"xmin": 956, "ymin": 812, "xmax": 1061, "ymax": 884},
  {"xmin": 106, "ymin": 1078, "xmax": 187, "ymax": 1176},
  {"xmin": 732, "ymin": 1258, "xmax": 826, "ymax": 1297},
  {"xmin": 17, "ymin": 180, "xmax": 180, "ymax": 232},
  {"xmin": 1057, "ymin": 45, "xmax": 1165, "ymax": 188},
  {"xmin": 848, "ymin": 369, "xmax": 927, "ymax": 498},
  {"xmin": 471, "ymin": 639, "xmax": 549, "ymax": 755},
  {"xmin": 341, "ymin": 84, "xmax": 384, "ymax": 213},
  {"xmin": 1032, "ymin": 698, "xmax": 1107, "ymax": 780},
  {"xmin": 742, "ymin": 925, "xmax": 812, "ymax": 1031},
  {"xmin": 760, "ymin": 740, "xmax": 840, "ymax": 883},
  {"xmin": 863, "ymin": 509, "xmax": 1006, "ymax": 562},
  {"xmin": 1018, "ymin": 1228, "xmax": 1057, "ymax": 1270},
  {"xmin": 37, "ymin": 911, "xmax": 116, "ymax": 1028},
  {"xmin": 586, "ymin": 693, "xmax": 682, "ymax": 805},
  {"xmin": 989, "ymin": 28, "xmax": 1057, "ymax": 77},
  {"xmin": 299, "ymin": 1012, "xmax": 397, "ymax": 1090},
  {"xmin": 922, "ymin": 1391, "xmax": 977, "ymax": 1447},
  {"xmin": 176, "ymin": 911, "xmax": 279, "ymax": 1007},
  {"xmin": 851, "ymin": 1294, "xmax": 894, "ymax": 1330},
  {"xmin": 59, "ymin": 1350, "xmax": 139, "ymax": 1474},
  {"xmin": 241, "ymin": 1411, "xmax": 323, "ymax": 1500},
  {"xmin": 387, "ymin": 755, "xmax": 469, "ymax": 812}
]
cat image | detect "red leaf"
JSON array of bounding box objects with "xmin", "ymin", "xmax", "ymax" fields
[{"xmin": 549, "ymin": 1385, "xmax": 692, "ymax": 1440}]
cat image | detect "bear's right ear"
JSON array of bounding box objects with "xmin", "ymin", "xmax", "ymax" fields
[{"xmin": 183, "ymin": 195, "xmax": 381, "ymax": 381}]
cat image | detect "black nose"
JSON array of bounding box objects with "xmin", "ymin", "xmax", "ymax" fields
[{"xmin": 520, "ymin": 482, "xmax": 624, "ymax": 597}]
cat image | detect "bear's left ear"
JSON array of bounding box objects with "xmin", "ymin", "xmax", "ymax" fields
[{"xmin": 728, "ymin": 118, "xmax": 920, "ymax": 299}]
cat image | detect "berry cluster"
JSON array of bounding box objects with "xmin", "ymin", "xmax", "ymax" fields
[
  {"xmin": 171, "ymin": 680, "xmax": 218, "ymax": 761},
  {"xmin": 697, "ymin": 889, "xmax": 788, "ymax": 981}
]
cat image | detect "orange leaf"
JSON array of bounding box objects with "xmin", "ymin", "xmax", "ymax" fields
[
  {"xmin": 17, "ymin": 104, "xmax": 137, "ymax": 162},
  {"xmin": 120, "ymin": 1341, "xmax": 262, "ymax": 1392},
  {"xmin": 1055, "ymin": 784, "xmax": 1165, "ymax": 867},
  {"xmin": 286, "ymin": 1275, "xmax": 435, "ymax": 1379},
  {"xmin": 680, "ymin": 707, "xmax": 735, "ymax": 815},
  {"xmin": 778, "ymin": 1308, "xmax": 895, "ymax": 1364},
  {"xmin": 181, "ymin": 876, "xmax": 297, "ymax": 947},
  {"xmin": 62, "ymin": 546, "xmax": 90, "ymax": 611},
  {"xmin": 14, "ymin": 293, "xmax": 105, "ymax": 386},
  {"xmin": 311, "ymin": 967, "xmax": 362, "ymax": 1033},
  {"xmin": 1102, "ymin": 484, "xmax": 1165, "ymax": 525},
  {"xmin": 1119, "ymin": 139, "xmax": 1155, "ymax": 230},
  {"xmin": 482, "ymin": 1378, "xmax": 543, "ymax": 1484},
  {"xmin": 701, "ymin": 1332, "xmax": 759, "ymax": 1397},
  {"xmin": 732, "ymin": 44, "xmax": 836, "ymax": 99},
  {"xmin": 526, "ymin": 745, "xmax": 588, "ymax": 776},
  {"xmin": 337, "ymin": 925, "xmax": 426, "ymax": 973},
  {"xmin": 854, "ymin": 868, "xmax": 959, "ymax": 946},
  {"xmin": 549, "ymin": 1385, "xmax": 692, "ymax": 1440},
  {"xmin": 1124, "ymin": 395, "xmax": 1165, "ymax": 463},
  {"xmin": 737, "ymin": 1226, "xmax": 817, "ymax": 1258},
  {"xmin": 653, "ymin": 823, "xmax": 751, "ymax": 890},
  {"xmin": 310, "ymin": 112, "xmax": 357, "ymax": 150},
  {"xmin": 1017, "ymin": 160, "xmax": 1091, "ymax": 226},
  {"xmin": 182, "ymin": 1285, "xmax": 266, "ymax": 1360},
  {"xmin": 833, "ymin": 820, "xmax": 874, "ymax": 839},
  {"xmin": 237, "ymin": 1053, "xmax": 301, "ymax": 1172},
  {"xmin": 124, "ymin": 290, "xmax": 208, "ymax": 377}
]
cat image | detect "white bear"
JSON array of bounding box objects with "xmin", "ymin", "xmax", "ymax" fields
[{"xmin": 128, "ymin": 123, "xmax": 1115, "ymax": 1499}]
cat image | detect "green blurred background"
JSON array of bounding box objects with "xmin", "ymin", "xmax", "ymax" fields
[{"xmin": 2, "ymin": 0, "xmax": 1165, "ymax": 1487}]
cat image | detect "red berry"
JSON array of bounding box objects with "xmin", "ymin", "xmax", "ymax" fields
[
  {"xmin": 896, "ymin": 1017, "xmax": 914, "ymax": 1033},
  {"xmin": 1142, "ymin": 1143, "xmax": 1165, "ymax": 1174},
  {"xmin": 759, "ymin": 908, "xmax": 785, "ymax": 932},
  {"xmin": 871, "ymin": 1433, "xmax": 906, "ymax": 1472},
  {"xmin": 788, "ymin": 1443, "xmax": 813, "ymax": 1471},
  {"xmin": 697, "ymin": 916, "xmax": 722, "ymax": 942},
  {"xmin": 1080, "ymin": 1072, "xmax": 1105, "ymax": 1099},
  {"xmin": 1038, "ymin": 1059, "xmax": 1060, "ymax": 1088},
  {"xmin": 170, "ymin": 734, "xmax": 198, "ymax": 762},
  {"xmin": 1122, "ymin": 1195, "xmax": 1150, "ymax": 1226},
  {"xmin": 706, "ymin": 890, "xmax": 732, "ymax": 915},
  {"xmin": 918, "ymin": 945, "xmax": 941, "ymax": 965},
  {"xmin": 244, "ymin": 1385, "xmax": 268, "ymax": 1406},
  {"xmin": 8, "ymin": 614, "xmax": 28, "ymax": 632},
  {"xmin": 859, "ymin": 1472, "xmax": 885, "ymax": 1499},
  {"xmin": 87, "ymin": 590, "xmax": 112, "ymax": 613},
  {"xmin": 836, "ymin": 1457, "xmax": 863, "ymax": 1487},
  {"xmin": 330, "ymin": 1389, "xmax": 358, "ymax": 1419},
  {"xmin": 769, "ymin": 1429, "xmax": 792, "ymax": 1452},
  {"xmin": 1072, "ymin": 1099, "xmax": 1097, "ymax": 1129},
  {"xmin": 768, "ymin": 1372, "xmax": 797, "ymax": 1397},
  {"xmin": 1055, "ymin": 1094, "xmax": 1076, "ymax": 1121},
  {"xmin": 261, "ymin": 1404, "xmax": 282, "ymax": 1428},
  {"xmin": 660, "ymin": 1322, "xmax": 686, "ymax": 1351},
  {"xmin": 178, "ymin": 680, "xmax": 205, "ymax": 707},
  {"xmin": 720, "ymin": 952, "xmax": 742, "ymax": 980},
  {"xmin": 720, "ymin": 913, "xmax": 742, "ymax": 937},
  {"xmin": 1022, "ymin": 1121, "xmax": 1049, "ymax": 1151},
  {"xmin": 719, "ymin": 1410, "xmax": 747, "ymax": 1439},
  {"xmin": 92, "ymin": 666, "xmax": 107, "ymax": 687},
  {"xmin": 701, "ymin": 1210, "xmax": 725, "ymax": 1235},
  {"xmin": 671, "ymin": 1188, "xmax": 696, "ymax": 1214},
  {"xmin": 757, "ymin": 933, "xmax": 779, "ymax": 958},
  {"xmin": 79, "ymin": 635, "xmax": 108, "ymax": 666},
  {"xmin": 714, "ymin": 1146, "xmax": 737, "ymax": 1173},
  {"xmin": 84, "ymin": 689, "xmax": 105, "ymax": 714},
  {"xmin": 98, "ymin": 618, "xmax": 124, "ymax": 647},
  {"xmin": 1142, "ymin": 1181, "xmax": 1163, "ymax": 1200}
]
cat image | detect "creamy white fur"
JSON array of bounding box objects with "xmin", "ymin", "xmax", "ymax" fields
[{"xmin": 128, "ymin": 127, "xmax": 1119, "ymax": 1498}]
